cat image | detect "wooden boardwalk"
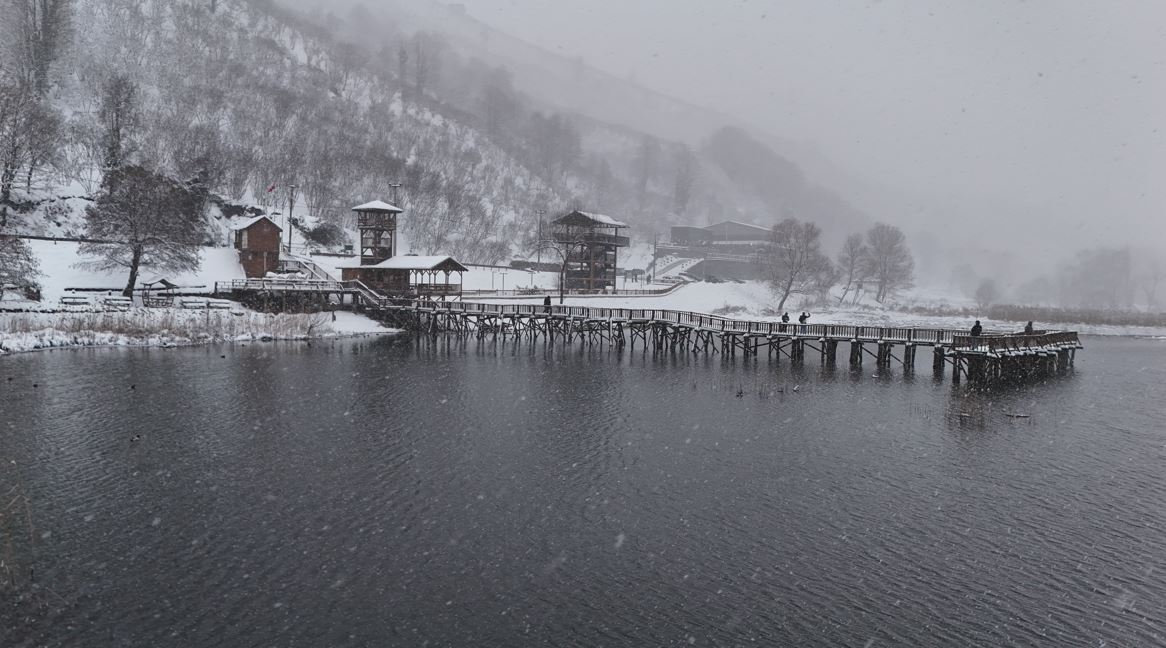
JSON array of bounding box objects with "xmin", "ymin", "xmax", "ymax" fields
[{"xmin": 215, "ymin": 279, "xmax": 1083, "ymax": 385}]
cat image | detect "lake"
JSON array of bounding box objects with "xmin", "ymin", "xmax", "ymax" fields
[{"xmin": 2, "ymin": 335, "xmax": 1165, "ymax": 646}]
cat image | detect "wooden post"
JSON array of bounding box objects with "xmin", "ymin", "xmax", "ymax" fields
[{"xmin": 791, "ymin": 339, "xmax": 804, "ymax": 365}]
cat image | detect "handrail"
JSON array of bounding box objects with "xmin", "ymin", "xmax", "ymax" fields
[{"xmin": 214, "ymin": 278, "xmax": 1079, "ymax": 349}]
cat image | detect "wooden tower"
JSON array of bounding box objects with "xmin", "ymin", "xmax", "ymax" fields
[
  {"xmin": 551, "ymin": 210, "xmax": 630, "ymax": 291},
  {"xmin": 352, "ymin": 200, "xmax": 403, "ymax": 266}
]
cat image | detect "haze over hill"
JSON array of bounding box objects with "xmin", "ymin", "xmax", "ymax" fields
[
  {"xmin": 296, "ymin": 0, "xmax": 1165, "ymax": 277},
  {"xmin": 1, "ymin": 0, "xmax": 1162, "ymax": 308}
]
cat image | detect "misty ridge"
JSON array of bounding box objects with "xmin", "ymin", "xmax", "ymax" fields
[{"xmin": 0, "ymin": 0, "xmax": 1162, "ymax": 313}]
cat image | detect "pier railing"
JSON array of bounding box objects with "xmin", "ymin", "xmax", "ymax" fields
[
  {"xmin": 214, "ymin": 278, "xmax": 1079, "ymax": 350},
  {"xmin": 392, "ymin": 299, "xmax": 1067, "ymax": 348},
  {"xmin": 951, "ymin": 331, "xmax": 1082, "ymax": 354}
]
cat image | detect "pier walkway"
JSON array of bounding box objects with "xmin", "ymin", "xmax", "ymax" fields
[{"xmin": 214, "ymin": 278, "xmax": 1082, "ymax": 385}]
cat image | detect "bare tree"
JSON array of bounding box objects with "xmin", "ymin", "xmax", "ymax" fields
[
  {"xmin": 1133, "ymin": 252, "xmax": 1165, "ymax": 310},
  {"xmin": 1059, "ymin": 247, "xmax": 1133, "ymax": 309},
  {"xmin": 2, "ymin": 0, "xmax": 74, "ymax": 94},
  {"xmin": 634, "ymin": 134, "xmax": 660, "ymax": 209},
  {"xmin": 0, "ymin": 82, "xmax": 34, "ymax": 227},
  {"xmin": 98, "ymin": 75, "xmax": 139, "ymax": 178},
  {"xmin": 761, "ymin": 218, "xmax": 835, "ymax": 311},
  {"xmin": 526, "ymin": 112, "xmax": 579, "ymax": 183},
  {"xmin": 863, "ymin": 223, "xmax": 915, "ymax": 302},
  {"xmin": 79, "ymin": 166, "xmax": 204, "ymax": 296},
  {"xmin": 836, "ymin": 232, "xmax": 868, "ymax": 304},
  {"xmin": 478, "ymin": 66, "xmax": 519, "ymax": 138},
  {"xmin": 973, "ymin": 278, "xmax": 999, "ymax": 310},
  {"xmin": 536, "ymin": 232, "xmax": 592, "ymax": 304},
  {"xmin": 672, "ymin": 144, "xmax": 696, "ymax": 214}
]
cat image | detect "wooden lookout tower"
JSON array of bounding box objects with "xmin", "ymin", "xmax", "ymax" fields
[
  {"xmin": 551, "ymin": 210, "xmax": 630, "ymax": 291},
  {"xmin": 353, "ymin": 200, "xmax": 402, "ymax": 266}
]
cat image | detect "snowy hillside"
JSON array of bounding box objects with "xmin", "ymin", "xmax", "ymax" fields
[{"xmin": 2, "ymin": 0, "xmax": 881, "ymax": 269}]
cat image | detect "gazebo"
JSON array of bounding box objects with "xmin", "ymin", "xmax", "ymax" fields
[{"xmin": 341, "ymin": 255, "xmax": 468, "ymax": 298}]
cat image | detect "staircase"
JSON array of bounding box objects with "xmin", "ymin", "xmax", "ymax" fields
[{"xmin": 279, "ymin": 255, "xmax": 339, "ymax": 282}]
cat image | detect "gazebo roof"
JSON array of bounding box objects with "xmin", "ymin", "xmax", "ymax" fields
[
  {"xmin": 343, "ymin": 255, "xmax": 468, "ymax": 273},
  {"xmin": 352, "ymin": 200, "xmax": 403, "ymax": 214}
]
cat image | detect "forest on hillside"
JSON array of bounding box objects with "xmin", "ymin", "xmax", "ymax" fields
[
  {"xmin": 0, "ymin": 0, "xmax": 1159, "ymax": 310},
  {"xmin": 0, "ymin": 0, "xmax": 878, "ymax": 265}
]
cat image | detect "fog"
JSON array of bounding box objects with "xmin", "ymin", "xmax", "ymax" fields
[
  {"xmin": 455, "ymin": 0, "xmax": 1164, "ymax": 251},
  {"xmin": 252, "ymin": 0, "xmax": 1166, "ymax": 303}
]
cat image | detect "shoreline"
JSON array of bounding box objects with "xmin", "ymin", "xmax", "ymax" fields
[
  {"xmin": 0, "ymin": 309, "xmax": 400, "ymax": 356},
  {"xmin": 0, "ymin": 329, "xmax": 401, "ymax": 356}
]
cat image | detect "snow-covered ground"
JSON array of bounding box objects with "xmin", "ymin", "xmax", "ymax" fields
[
  {"xmin": 0, "ymin": 308, "xmax": 397, "ymax": 355},
  {"xmin": 12, "ymin": 242, "xmax": 1160, "ymax": 343},
  {"xmin": 23, "ymin": 239, "xmax": 246, "ymax": 302}
]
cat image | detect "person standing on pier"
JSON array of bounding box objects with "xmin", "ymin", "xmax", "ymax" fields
[
  {"xmin": 970, "ymin": 320, "xmax": 983, "ymax": 336},
  {"xmin": 1024, "ymin": 321, "xmax": 1034, "ymax": 335},
  {"xmin": 779, "ymin": 312, "xmax": 789, "ymax": 332},
  {"xmin": 798, "ymin": 312, "xmax": 810, "ymax": 324},
  {"xmin": 543, "ymin": 295, "xmax": 552, "ymax": 314}
]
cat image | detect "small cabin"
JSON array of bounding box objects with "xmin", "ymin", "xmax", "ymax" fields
[
  {"xmin": 342, "ymin": 255, "xmax": 468, "ymax": 298},
  {"xmin": 231, "ymin": 216, "xmax": 282, "ymax": 278}
]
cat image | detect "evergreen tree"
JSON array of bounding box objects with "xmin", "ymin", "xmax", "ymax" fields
[{"xmin": 0, "ymin": 235, "xmax": 41, "ymax": 294}]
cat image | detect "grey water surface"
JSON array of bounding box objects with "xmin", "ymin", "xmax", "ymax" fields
[{"xmin": 2, "ymin": 335, "xmax": 1164, "ymax": 646}]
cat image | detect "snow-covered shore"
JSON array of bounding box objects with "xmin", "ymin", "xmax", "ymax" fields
[{"xmin": 0, "ymin": 309, "xmax": 398, "ymax": 355}]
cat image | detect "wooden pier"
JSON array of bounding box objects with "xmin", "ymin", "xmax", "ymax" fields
[{"xmin": 214, "ymin": 279, "xmax": 1083, "ymax": 386}]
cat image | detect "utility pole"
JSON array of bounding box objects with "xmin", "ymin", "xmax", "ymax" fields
[
  {"xmin": 652, "ymin": 234, "xmax": 658, "ymax": 283},
  {"xmin": 536, "ymin": 208, "xmax": 547, "ymax": 265},
  {"xmin": 286, "ymin": 184, "xmax": 299, "ymax": 255},
  {"xmin": 390, "ymin": 183, "xmax": 402, "ymax": 206}
]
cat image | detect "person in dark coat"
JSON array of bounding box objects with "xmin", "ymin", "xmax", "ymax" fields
[
  {"xmin": 779, "ymin": 312, "xmax": 789, "ymax": 332},
  {"xmin": 543, "ymin": 295, "xmax": 552, "ymax": 314},
  {"xmin": 1024, "ymin": 321, "xmax": 1034, "ymax": 335},
  {"xmin": 798, "ymin": 312, "xmax": 810, "ymax": 324},
  {"xmin": 970, "ymin": 320, "xmax": 983, "ymax": 337}
]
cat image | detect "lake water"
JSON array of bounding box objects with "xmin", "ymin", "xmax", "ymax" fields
[{"xmin": 2, "ymin": 335, "xmax": 1165, "ymax": 646}]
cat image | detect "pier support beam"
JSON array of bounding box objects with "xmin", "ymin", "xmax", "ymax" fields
[
  {"xmin": 850, "ymin": 341, "xmax": 863, "ymax": 367},
  {"xmin": 933, "ymin": 347, "xmax": 945, "ymax": 377},
  {"xmin": 823, "ymin": 340, "xmax": 838, "ymax": 367}
]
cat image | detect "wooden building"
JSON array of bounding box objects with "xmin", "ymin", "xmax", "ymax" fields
[
  {"xmin": 353, "ymin": 200, "xmax": 401, "ymax": 266},
  {"xmin": 232, "ymin": 215, "xmax": 282, "ymax": 278},
  {"xmin": 341, "ymin": 255, "xmax": 467, "ymax": 297},
  {"xmin": 551, "ymin": 210, "xmax": 630, "ymax": 291}
]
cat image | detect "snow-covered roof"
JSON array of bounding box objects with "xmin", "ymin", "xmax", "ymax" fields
[
  {"xmin": 139, "ymin": 276, "xmax": 179, "ymax": 289},
  {"xmin": 553, "ymin": 210, "xmax": 629, "ymax": 228},
  {"xmin": 343, "ymin": 255, "xmax": 468, "ymax": 272},
  {"xmin": 229, "ymin": 215, "xmax": 281, "ymax": 231},
  {"xmin": 352, "ymin": 200, "xmax": 403, "ymax": 213},
  {"xmin": 577, "ymin": 211, "xmax": 629, "ymax": 228},
  {"xmin": 705, "ymin": 220, "xmax": 771, "ymax": 234}
]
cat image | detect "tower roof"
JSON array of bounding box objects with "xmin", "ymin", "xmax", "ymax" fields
[{"xmin": 352, "ymin": 200, "xmax": 403, "ymax": 214}]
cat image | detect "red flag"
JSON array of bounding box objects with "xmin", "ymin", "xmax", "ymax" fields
[{"xmin": 266, "ymin": 183, "xmax": 277, "ymax": 193}]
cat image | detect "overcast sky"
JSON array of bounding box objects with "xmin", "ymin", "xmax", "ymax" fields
[{"xmin": 454, "ymin": 0, "xmax": 1165, "ymax": 250}]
